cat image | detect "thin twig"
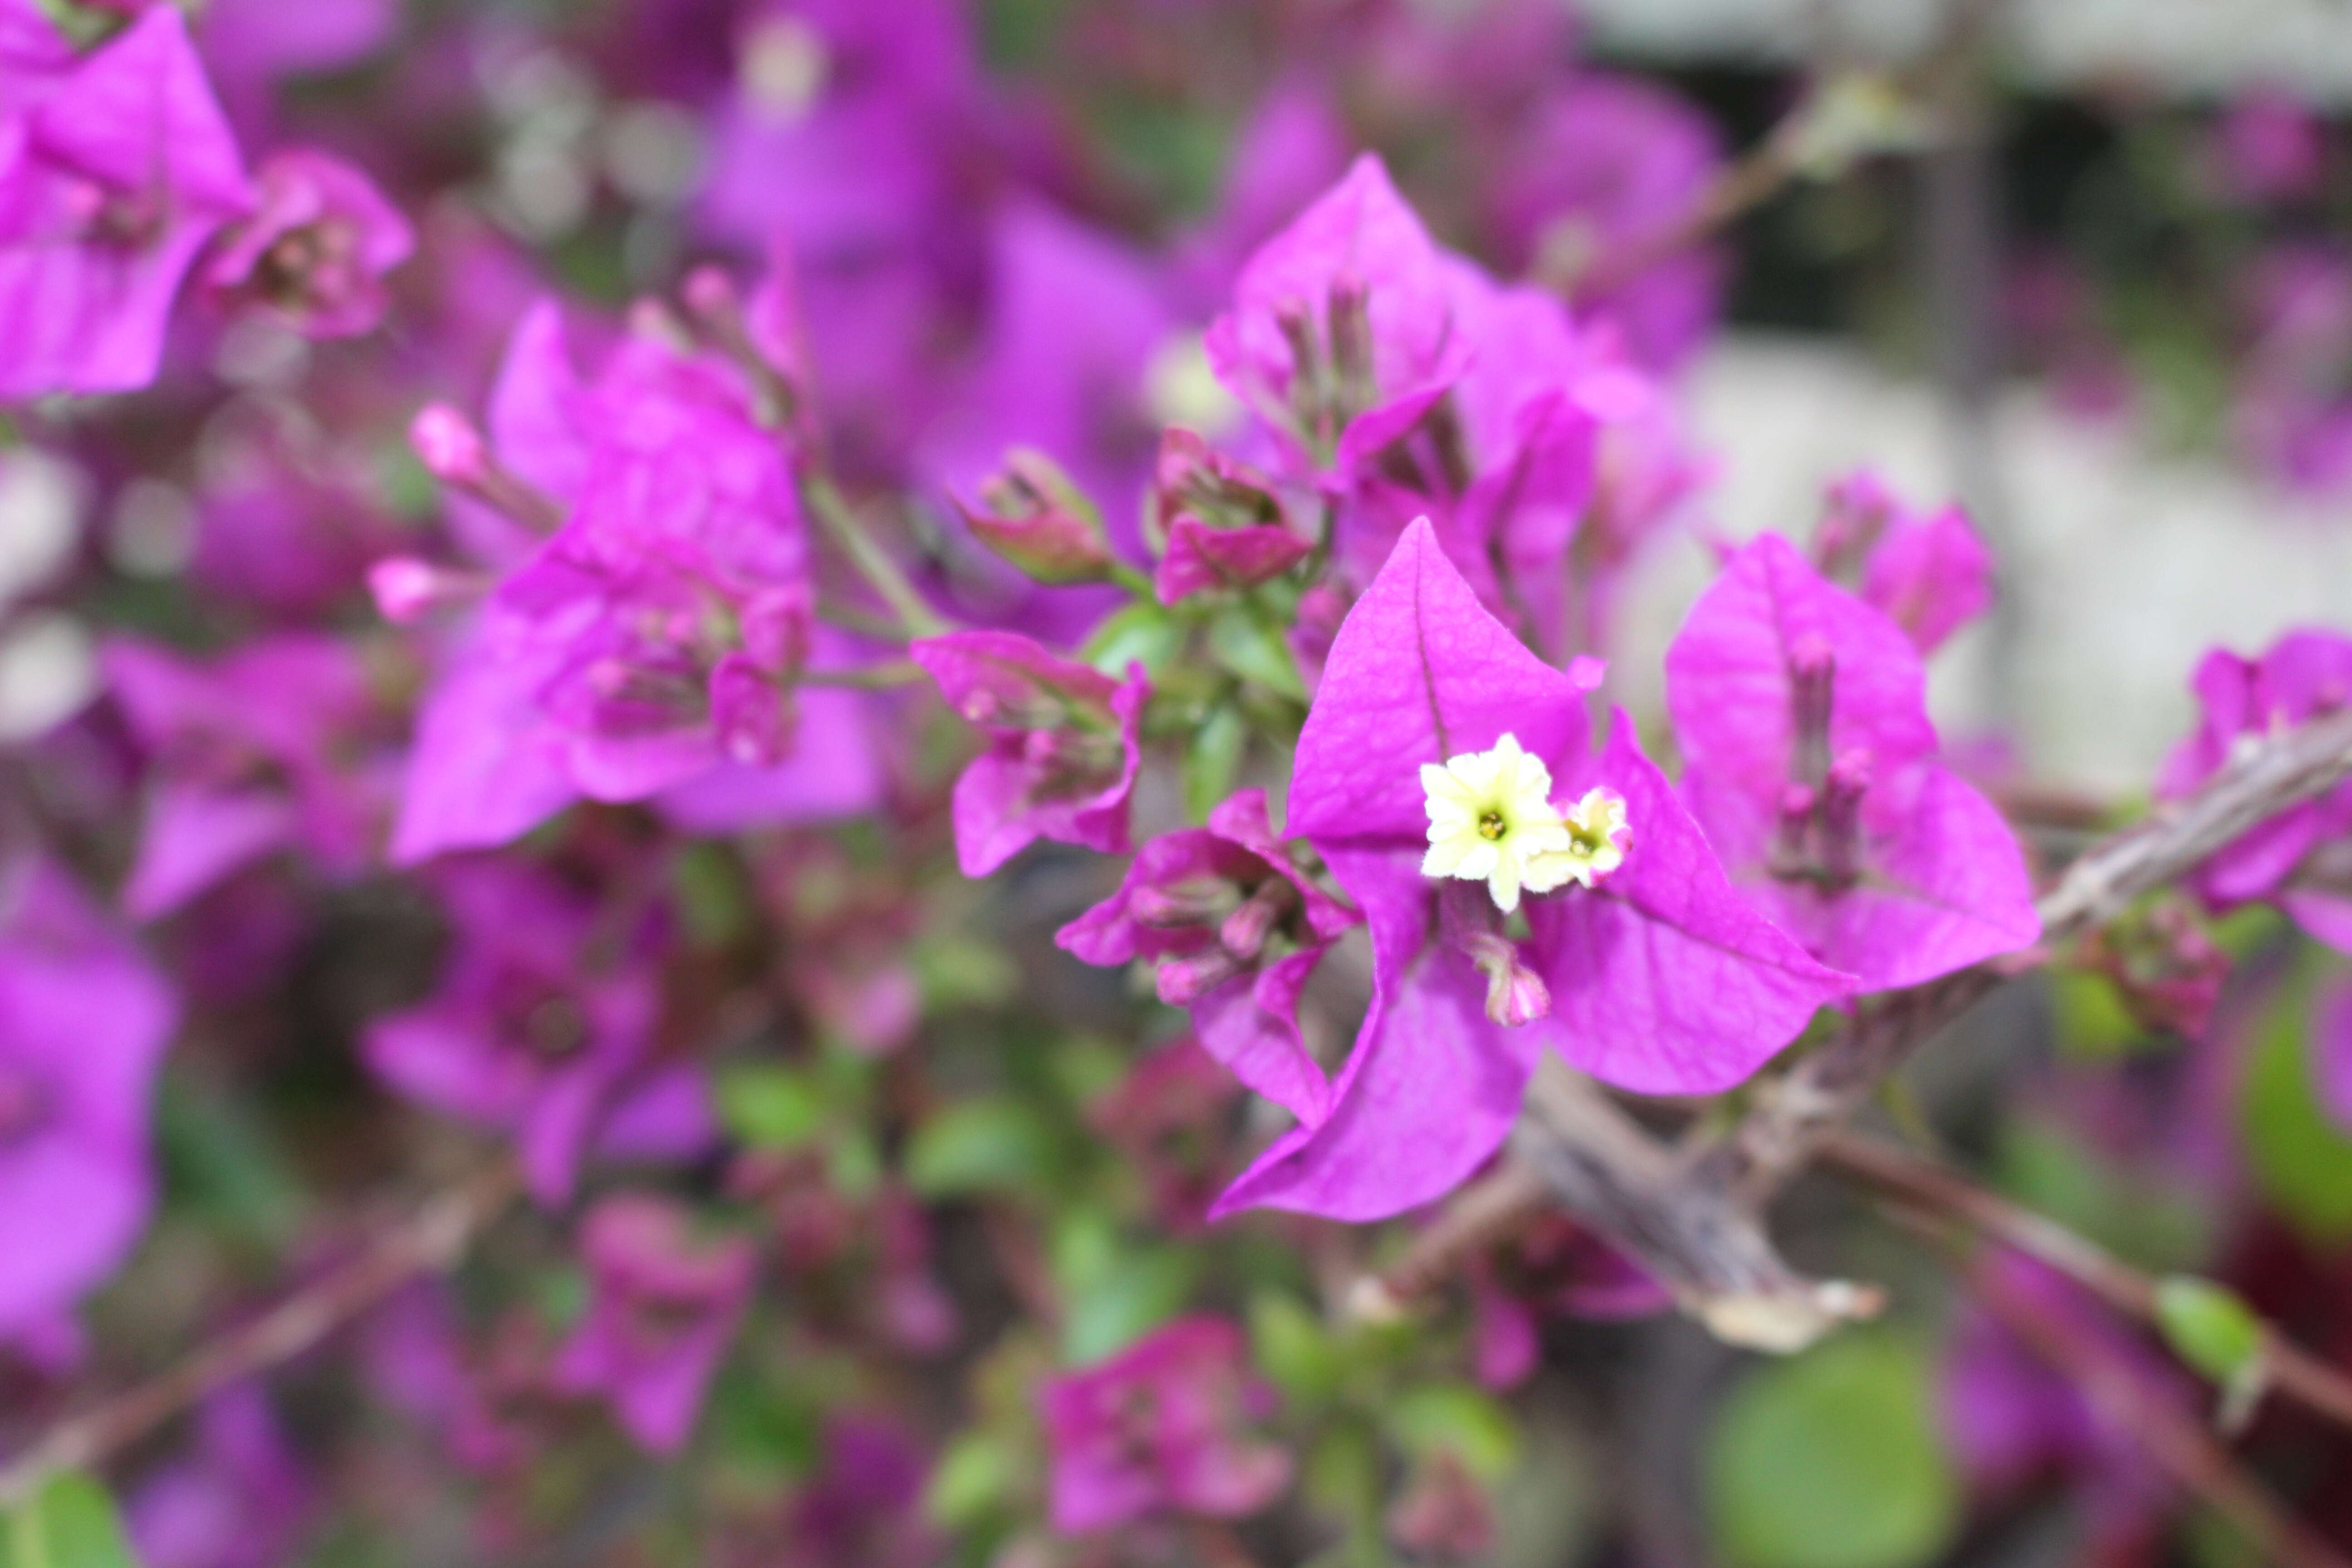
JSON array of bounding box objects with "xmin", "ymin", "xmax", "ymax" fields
[
  {"xmin": 800, "ymin": 473, "xmax": 950, "ymax": 640},
  {"xmin": 0, "ymin": 1161, "xmax": 519, "ymax": 1507},
  {"xmin": 1706, "ymin": 704, "xmax": 2352, "ymax": 1207},
  {"xmin": 1965, "ymin": 1244, "xmax": 2352, "ymax": 1568},
  {"xmin": 1362, "ymin": 1161, "xmax": 1549, "ymax": 1312},
  {"xmin": 1822, "ymin": 1131, "xmax": 2352, "ymax": 1435}
]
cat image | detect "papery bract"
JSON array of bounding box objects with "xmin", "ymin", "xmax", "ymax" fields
[
  {"xmin": 912, "ymin": 630, "xmax": 1148, "ymax": 877},
  {"xmin": 1666, "ymin": 533, "xmax": 2039, "ymax": 991},
  {"xmin": 551, "ymin": 1193, "xmax": 755, "ymax": 1455},
  {"xmin": 0, "ymin": 858, "xmax": 175, "ymax": 1362},
  {"xmin": 0, "ymin": 5, "xmax": 252, "ymax": 397},
  {"xmin": 1214, "ymin": 519, "xmax": 1852, "ymax": 1222},
  {"xmin": 1040, "ymin": 1315, "xmax": 1291, "ymax": 1533},
  {"xmin": 1814, "ymin": 471, "xmax": 1994, "ymax": 654},
  {"xmin": 126, "ymin": 1386, "xmax": 313, "ymax": 1568},
  {"xmin": 1489, "ymin": 71, "xmax": 1725, "ymax": 371},
  {"xmin": 1205, "ymin": 153, "xmax": 1468, "ymax": 465}
]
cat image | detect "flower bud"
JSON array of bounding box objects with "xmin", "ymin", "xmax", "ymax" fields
[
  {"xmin": 1156, "ymin": 950, "xmax": 1242, "ymax": 1007},
  {"xmin": 1787, "ymin": 633, "xmax": 1836, "ymax": 789},
  {"xmin": 1458, "ymin": 929, "xmax": 1551, "ymax": 1028},
  {"xmin": 960, "ymin": 449, "xmax": 1114, "ymax": 585},
  {"xmin": 1818, "ymin": 749, "xmax": 1873, "ymax": 886},
  {"xmin": 367, "ymin": 555, "xmax": 483, "ymax": 624},
  {"xmin": 410, "ymin": 403, "xmax": 488, "ymax": 487},
  {"xmin": 1220, "ymin": 878, "xmax": 1298, "ymax": 961}
]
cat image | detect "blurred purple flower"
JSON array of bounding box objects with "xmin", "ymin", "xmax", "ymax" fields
[
  {"xmin": 392, "ymin": 299, "xmax": 883, "ymax": 862},
  {"xmin": 106, "ymin": 633, "xmax": 394, "ymax": 920},
  {"xmin": 781, "ymin": 1417, "xmax": 942, "ymax": 1568},
  {"xmin": 1490, "ymin": 71, "xmax": 1725, "ymax": 372},
  {"xmin": 1090, "ymin": 1036, "xmax": 1245, "ymax": 1234},
  {"xmin": 1216, "ymin": 520, "xmax": 1851, "ymax": 1222},
  {"xmin": 2158, "ymin": 627, "xmax": 2352, "ymax": 950},
  {"xmin": 0, "ymin": 857, "xmax": 175, "ymax": 1365},
  {"xmin": 1040, "ymin": 1315, "xmax": 1291, "ymax": 1534},
  {"xmin": 363, "ymin": 858, "xmax": 712, "ymax": 1206},
  {"xmin": 911, "ymin": 631, "xmax": 1147, "ymax": 877},
  {"xmin": 127, "ymin": 1385, "xmax": 313, "ymax": 1568},
  {"xmin": 2213, "ymin": 87, "xmax": 2328, "ymax": 206},
  {"xmin": 0, "ymin": 5, "xmax": 252, "ymax": 397},
  {"xmin": 1469, "ymin": 1214, "xmax": 1669, "ymax": 1389},
  {"xmin": 1943, "ymin": 1253, "xmax": 2175, "ymax": 1555},
  {"xmin": 1813, "ymin": 470, "xmax": 1994, "ymax": 655},
  {"xmin": 1059, "ymin": 788, "xmax": 1358, "ymax": 1124},
  {"xmin": 201, "ymin": 147, "xmax": 413, "ymax": 338},
  {"xmin": 1666, "ymin": 534, "xmax": 2040, "ymax": 992},
  {"xmin": 552, "ymin": 1193, "xmax": 755, "ymax": 1455}
]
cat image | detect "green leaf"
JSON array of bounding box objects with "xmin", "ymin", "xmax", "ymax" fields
[
  {"xmin": 911, "ymin": 931, "xmax": 1018, "ymax": 1011},
  {"xmin": 1207, "ymin": 608, "xmax": 1305, "ymax": 700},
  {"xmin": 1385, "ymin": 1383, "xmax": 1520, "ymax": 1481},
  {"xmin": 670, "ymin": 843, "xmax": 751, "ymax": 949},
  {"xmin": 715, "ymin": 1066, "xmax": 828, "ymax": 1152},
  {"xmin": 5, "ymin": 1473, "xmax": 142, "ymax": 1568},
  {"xmin": 1249, "ymin": 1291, "xmax": 1345, "ymax": 1406},
  {"xmin": 2241, "ymin": 984, "xmax": 2352, "ymax": 1243},
  {"xmin": 1081, "ymin": 602, "xmax": 1183, "ymax": 680},
  {"xmin": 925, "ymin": 1432, "xmax": 1015, "ymax": 1528},
  {"xmin": 1061, "ymin": 1244, "xmax": 1197, "ymax": 1364},
  {"xmin": 2155, "ymin": 1276, "xmax": 2266, "ymax": 1384},
  {"xmin": 1705, "ymin": 1335, "xmax": 1960, "ymax": 1568},
  {"xmin": 903, "ymin": 1098, "xmax": 1056, "ymax": 1199},
  {"xmin": 1182, "ymin": 704, "xmax": 1248, "ymax": 823}
]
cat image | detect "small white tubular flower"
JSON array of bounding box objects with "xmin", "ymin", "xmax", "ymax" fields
[
  {"xmin": 1420, "ymin": 733, "xmax": 1572, "ymax": 913},
  {"xmin": 1525, "ymin": 786, "xmax": 1632, "ymax": 894}
]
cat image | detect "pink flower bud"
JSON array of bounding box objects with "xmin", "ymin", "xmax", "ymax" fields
[
  {"xmin": 368, "ymin": 556, "xmax": 445, "ymax": 624},
  {"xmin": 409, "ymin": 403, "xmax": 487, "ymax": 486},
  {"xmin": 1219, "ymin": 878, "xmax": 1298, "ymax": 960},
  {"xmin": 962, "ymin": 449, "xmax": 1113, "ymax": 585},
  {"xmin": 1156, "ymin": 950, "xmax": 1241, "ymax": 1007}
]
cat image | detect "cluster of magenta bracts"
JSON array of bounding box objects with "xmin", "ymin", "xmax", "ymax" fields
[{"xmin": 3, "ymin": 0, "xmax": 2352, "ymax": 1559}]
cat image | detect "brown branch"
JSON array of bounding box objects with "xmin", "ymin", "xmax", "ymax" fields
[
  {"xmin": 1504, "ymin": 706, "xmax": 2352, "ymax": 1350},
  {"xmin": 0, "ymin": 1161, "xmax": 519, "ymax": 1508},
  {"xmin": 1513, "ymin": 1061, "xmax": 1882, "ymax": 1350},
  {"xmin": 1965, "ymin": 1244, "xmax": 2352, "ymax": 1568},
  {"xmin": 1361, "ymin": 1161, "xmax": 1549, "ymax": 1313},
  {"xmin": 1822, "ymin": 1131, "xmax": 2352, "ymax": 1435},
  {"xmin": 1705, "ymin": 703, "xmax": 2352, "ymax": 1207}
]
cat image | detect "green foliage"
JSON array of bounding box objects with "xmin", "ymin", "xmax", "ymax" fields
[
  {"xmin": 1053, "ymin": 1209, "xmax": 1198, "ymax": 1362},
  {"xmin": 926, "ymin": 1432, "xmax": 1017, "ymax": 1530},
  {"xmin": 905, "ymin": 1097, "xmax": 1060, "ymax": 1199},
  {"xmin": 1705, "ymin": 1335, "xmax": 1960, "ymax": 1568},
  {"xmin": 1183, "ymin": 703, "xmax": 1249, "ymax": 823},
  {"xmin": 715, "ymin": 1065, "xmax": 829, "ymax": 1152},
  {"xmin": 2241, "ymin": 977, "xmax": 2352, "ymax": 1244},
  {"xmin": 2154, "ymin": 1275, "xmax": 2266, "ymax": 1384},
  {"xmin": 3, "ymin": 1474, "xmax": 142, "ymax": 1568},
  {"xmin": 1384, "ymin": 1383, "xmax": 1520, "ymax": 1481},
  {"xmin": 1249, "ymin": 1291, "xmax": 1347, "ymax": 1406},
  {"xmin": 1081, "ymin": 602, "xmax": 1184, "ymax": 680},
  {"xmin": 1206, "ymin": 607, "xmax": 1305, "ymax": 701}
]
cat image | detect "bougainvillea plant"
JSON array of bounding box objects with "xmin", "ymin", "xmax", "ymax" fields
[{"xmin": 2, "ymin": 5, "xmax": 2352, "ymax": 1568}]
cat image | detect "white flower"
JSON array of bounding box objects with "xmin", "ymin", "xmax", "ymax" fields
[
  {"xmin": 1420, "ymin": 733, "xmax": 1572, "ymax": 913},
  {"xmin": 1526, "ymin": 786, "xmax": 1632, "ymax": 893}
]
